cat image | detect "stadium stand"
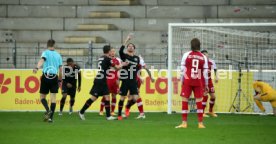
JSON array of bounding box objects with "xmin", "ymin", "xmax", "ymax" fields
[{"xmin": 0, "ymin": 0, "xmax": 276, "ymax": 68}]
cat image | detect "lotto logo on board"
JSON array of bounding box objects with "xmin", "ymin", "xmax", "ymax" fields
[
  {"xmin": 0, "ymin": 74, "xmax": 11, "ymax": 94},
  {"xmin": 0, "ymin": 73, "xmax": 40, "ymax": 94}
]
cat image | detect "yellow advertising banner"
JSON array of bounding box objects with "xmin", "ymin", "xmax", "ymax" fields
[{"xmin": 0, "ymin": 70, "xmax": 254, "ymax": 113}]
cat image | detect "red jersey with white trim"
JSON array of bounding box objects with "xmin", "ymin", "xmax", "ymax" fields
[
  {"xmin": 107, "ymin": 57, "xmax": 121, "ymax": 81},
  {"xmin": 181, "ymin": 51, "xmax": 208, "ymax": 87}
]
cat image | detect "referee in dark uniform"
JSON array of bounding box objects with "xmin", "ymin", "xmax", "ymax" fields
[{"xmin": 33, "ymin": 39, "xmax": 63, "ymax": 123}]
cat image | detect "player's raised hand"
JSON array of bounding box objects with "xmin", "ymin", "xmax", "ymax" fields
[
  {"xmin": 127, "ymin": 33, "xmax": 134, "ymax": 40},
  {"xmin": 124, "ymin": 33, "xmax": 134, "ymax": 45}
]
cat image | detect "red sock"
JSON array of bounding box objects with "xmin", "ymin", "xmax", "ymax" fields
[
  {"xmin": 111, "ymin": 97, "xmax": 116, "ymax": 113},
  {"xmin": 100, "ymin": 97, "xmax": 105, "ymax": 112},
  {"xmin": 202, "ymin": 96, "xmax": 208, "ymax": 113},
  {"xmin": 182, "ymin": 101, "xmax": 188, "ymax": 122},
  {"xmin": 209, "ymin": 98, "xmax": 215, "ymax": 112},
  {"xmin": 137, "ymin": 98, "xmax": 144, "ymax": 115},
  {"xmin": 196, "ymin": 102, "xmax": 203, "ymax": 123}
]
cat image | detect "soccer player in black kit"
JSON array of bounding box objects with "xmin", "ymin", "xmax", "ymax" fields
[
  {"xmin": 78, "ymin": 45, "xmax": 122, "ymax": 120},
  {"xmin": 59, "ymin": 58, "xmax": 81, "ymax": 115},
  {"xmin": 117, "ymin": 34, "xmax": 140, "ymax": 120}
]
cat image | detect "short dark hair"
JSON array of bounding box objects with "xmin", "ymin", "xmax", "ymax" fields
[
  {"xmin": 47, "ymin": 39, "xmax": 55, "ymax": 47},
  {"xmin": 127, "ymin": 43, "xmax": 136, "ymax": 49},
  {"xmin": 103, "ymin": 45, "xmax": 111, "ymax": 54},
  {"xmin": 191, "ymin": 38, "xmax": 201, "ymax": 51},
  {"xmin": 66, "ymin": 58, "xmax": 74, "ymax": 63},
  {"xmin": 201, "ymin": 50, "xmax": 208, "ymax": 53}
]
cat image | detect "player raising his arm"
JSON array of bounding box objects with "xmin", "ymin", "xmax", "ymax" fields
[
  {"xmin": 33, "ymin": 39, "xmax": 63, "ymax": 123},
  {"xmin": 124, "ymin": 55, "xmax": 155, "ymax": 119},
  {"xmin": 59, "ymin": 58, "xmax": 81, "ymax": 115},
  {"xmin": 99, "ymin": 48, "xmax": 121, "ymax": 116},
  {"xmin": 253, "ymin": 80, "xmax": 276, "ymax": 116},
  {"xmin": 175, "ymin": 38, "xmax": 208, "ymax": 129},
  {"xmin": 201, "ymin": 50, "xmax": 218, "ymax": 117},
  {"xmin": 117, "ymin": 34, "xmax": 140, "ymax": 120},
  {"xmin": 78, "ymin": 45, "xmax": 122, "ymax": 120}
]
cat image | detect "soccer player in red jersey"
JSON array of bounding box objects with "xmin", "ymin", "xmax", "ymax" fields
[
  {"xmin": 99, "ymin": 48, "xmax": 121, "ymax": 116},
  {"xmin": 124, "ymin": 55, "xmax": 155, "ymax": 119},
  {"xmin": 176, "ymin": 38, "xmax": 209, "ymax": 129},
  {"xmin": 201, "ymin": 50, "xmax": 219, "ymax": 118}
]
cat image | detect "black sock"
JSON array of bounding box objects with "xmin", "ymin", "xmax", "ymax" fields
[
  {"xmin": 126, "ymin": 100, "xmax": 135, "ymax": 109},
  {"xmin": 105, "ymin": 100, "xmax": 111, "ymax": 117},
  {"xmin": 60, "ymin": 97, "xmax": 66, "ymax": 112},
  {"xmin": 118, "ymin": 100, "xmax": 124, "ymax": 116},
  {"xmin": 70, "ymin": 99, "xmax": 75, "ymax": 107},
  {"xmin": 41, "ymin": 98, "xmax": 49, "ymax": 112},
  {"xmin": 80, "ymin": 99, "xmax": 93, "ymax": 114},
  {"xmin": 50, "ymin": 103, "xmax": 56, "ymax": 119}
]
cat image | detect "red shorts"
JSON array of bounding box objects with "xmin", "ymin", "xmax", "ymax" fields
[
  {"xmin": 180, "ymin": 85, "xmax": 204, "ymax": 99},
  {"xmin": 137, "ymin": 79, "xmax": 142, "ymax": 89},
  {"xmin": 107, "ymin": 79, "xmax": 119, "ymax": 94}
]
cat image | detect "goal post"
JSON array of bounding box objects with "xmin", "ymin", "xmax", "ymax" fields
[{"xmin": 167, "ymin": 23, "xmax": 276, "ymax": 114}]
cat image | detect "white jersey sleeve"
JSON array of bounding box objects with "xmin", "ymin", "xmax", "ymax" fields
[
  {"xmin": 203, "ymin": 55, "xmax": 209, "ymax": 86},
  {"xmin": 180, "ymin": 51, "xmax": 191, "ymax": 71},
  {"xmin": 210, "ymin": 59, "xmax": 217, "ymax": 70},
  {"xmin": 180, "ymin": 51, "xmax": 192, "ymax": 82},
  {"xmin": 139, "ymin": 55, "xmax": 146, "ymax": 67}
]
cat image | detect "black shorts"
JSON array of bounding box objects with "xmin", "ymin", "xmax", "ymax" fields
[
  {"xmin": 39, "ymin": 74, "xmax": 59, "ymax": 94},
  {"xmin": 62, "ymin": 82, "xmax": 76, "ymax": 97},
  {"xmin": 119, "ymin": 80, "xmax": 138, "ymax": 96},
  {"xmin": 89, "ymin": 79, "xmax": 109, "ymax": 98}
]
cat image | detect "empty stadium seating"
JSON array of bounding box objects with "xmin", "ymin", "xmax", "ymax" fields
[{"xmin": 0, "ymin": 0, "xmax": 276, "ymax": 68}]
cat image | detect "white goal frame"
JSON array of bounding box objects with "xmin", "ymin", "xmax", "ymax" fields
[{"xmin": 167, "ymin": 23, "xmax": 276, "ymax": 114}]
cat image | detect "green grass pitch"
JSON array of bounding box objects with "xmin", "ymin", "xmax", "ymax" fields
[{"xmin": 0, "ymin": 112, "xmax": 275, "ymax": 144}]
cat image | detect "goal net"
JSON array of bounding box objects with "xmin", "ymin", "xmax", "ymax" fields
[{"xmin": 167, "ymin": 23, "xmax": 276, "ymax": 114}]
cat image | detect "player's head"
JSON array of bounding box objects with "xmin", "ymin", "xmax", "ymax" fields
[
  {"xmin": 47, "ymin": 39, "xmax": 55, "ymax": 49},
  {"xmin": 66, "ymin": 58, "xmax": 74, "ymax": 66},
  {"xmin": 191, "ymin": 38, "xmax": 201, "ymax": 51},
  {"xmin": 253, "ymin": 80, "xmax": 263, "ymax": 92},
  {"xmin": 127, "ymin": 43, "xmax": 136, "ymax": 53},
  {"xmin": 110, "ymin": 47, "xmax": 116, "ymax": 57},
  {"xmin": 201, "ymin": 50, "xmax": 209, "ymax": 57},
  {"xmin": 103, "ymin": 45, "xmax": 111, "ymax": 55}
]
